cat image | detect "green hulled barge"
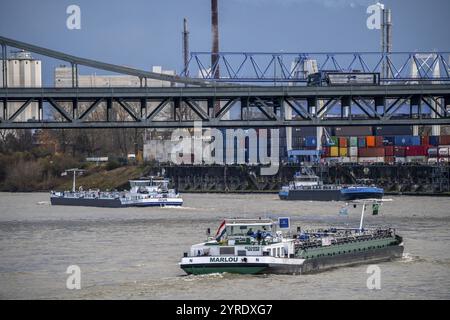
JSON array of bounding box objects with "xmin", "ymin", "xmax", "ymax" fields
[{"xmin": 180, "ymin": 201, "xmax": 404, "ymax": 275}]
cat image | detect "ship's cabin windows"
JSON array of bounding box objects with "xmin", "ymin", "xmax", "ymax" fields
[
  {"xmin": 219, "ymin": 247, "xmax": 235, "ymax": 255},
  {"xmin": 129, "ymin": 180, "xmax": 151, "ymax": 188},
  {"xmin": 226, "ymin": 224, "xmax": 273, "ymax": 237},
  {"xmin": 237, "ymin": 250, "xmax": 246, "ymax": 256}
]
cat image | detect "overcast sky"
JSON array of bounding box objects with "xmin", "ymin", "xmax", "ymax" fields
[{"xmin": 0, "ymin": 0, "xmax": 449, "ymax": 84}]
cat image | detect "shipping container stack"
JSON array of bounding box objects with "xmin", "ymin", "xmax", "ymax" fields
[
  {"xmin": 290, "ymin": 126, "xmax": 450, "ymax": 165},
  {"xmin": 318, "ymin": 126, "xmax": 450, "ymax": 165}
]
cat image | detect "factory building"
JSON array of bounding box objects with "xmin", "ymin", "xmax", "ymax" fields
[
  {"xmin": 0, "ymin": 50, "xmax": 42, "ymax": 121},
  {"xmin": 54, "ymin": 65, "xmax": 177, "ymax": 161},
  {"xmin": 54, "ymin": 65, "xmax": 175, "ymax": 88}
]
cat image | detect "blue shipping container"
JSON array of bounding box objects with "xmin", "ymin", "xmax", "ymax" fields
[
  {"xmin": 410, "ymin": 136, "xmax": 421, "ymax": 146},
  {"xmin": 358, "ymin": 137, "xmax": 366, "ymax": 147},
  {"xmin": 394, "ymin": 135, "xmax": 421, "ymax": 146},
  {"xmin": 395, "ymin": 136, "xmax": 412, "ymax": 146},
  {"xmin": 383, "ymin": 136, "xmax": 395, "ymax": 146},
  {"xmin": 305, "ymin": 136, "xmax": 318, "ymax": 147},
  {"xmin": 429, "ymin": 136, "xmax": 440, "ymax": 146}
]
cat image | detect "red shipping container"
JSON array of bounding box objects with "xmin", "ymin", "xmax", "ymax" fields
[
  {"xmin": 358, "ymin": 147, "xmax": 385, "ymax": 157},
  {"xmin": 405, "ymin": 146, "xmax": 427, "ymax": 156},
  {"xmin": 375, "ymin": 136, "xmax": 384, "ymax": 147},
  {"xmin": 385, "ymin": 146, "xmax": 394, "ymax": 156},
  {"xmin": 339, "ymin": 137, "xmax": 348, "ymax": 148},
  {"xmin": 421, "ymin": 136, "xmax": 429, "ymax": 146},
  {"xmin": 440, "ymin": 135, "xmax": 450, "ymax": 145},
  {"xmin": 394, "ymin": 146, "xmax": 406, "ymax": 157}
]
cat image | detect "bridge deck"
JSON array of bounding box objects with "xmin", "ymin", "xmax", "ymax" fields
[{"xmin": 1, "ymin": 85, "xmax": 449, "ymax": 128}]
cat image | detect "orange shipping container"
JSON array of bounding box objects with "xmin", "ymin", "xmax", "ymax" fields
[{"xmin": 366, "ymin": 136, "xmax": 376, "ymax": 147}]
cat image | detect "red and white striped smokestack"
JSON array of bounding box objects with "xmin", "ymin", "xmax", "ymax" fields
[{"xmin": 211, "ymin": 0, "xmax": 220, "ymax": 79}]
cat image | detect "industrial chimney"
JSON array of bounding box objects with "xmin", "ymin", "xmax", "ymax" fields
[
  {"xmin": 211, "ymin": 0, "xmax": 220, "ymax": 79},
  {"xmin": 381, "ymin": 6, "xmax": 392, "ymax": 79},
  {"xmin": 182, "ymin": 18, "xmax": 189, "ymax": 77}
]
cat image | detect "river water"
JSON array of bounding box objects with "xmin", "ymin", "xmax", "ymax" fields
[{"xmin": 0, "ymin": 192, "xmax": 449, "ymax": 300}]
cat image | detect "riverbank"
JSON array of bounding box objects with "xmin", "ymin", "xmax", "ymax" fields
[
  {"xmin": 1, "ymin": 148, "xmax": 449, "ymax": 196},
  {"xmin": 0, "ymin": 151, "xmax": 145, "ymax": 192}
]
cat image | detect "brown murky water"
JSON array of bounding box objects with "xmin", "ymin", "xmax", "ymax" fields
[{"xmin": 0, "ymin": 192, "xmax": 449, "ymax": 299}]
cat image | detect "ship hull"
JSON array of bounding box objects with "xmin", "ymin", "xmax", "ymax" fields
[
  {"xmin": 300, "ymin": 244, "xmax": 403, "ymax": 274},
  {"xmin": 279, "ymin": 189, "xmax": 341, "ymax": 201},
  {"xmin": 50, "ymin": 197, "xmax": 183, "ymax": 208},
  {"xmin": 339, "ymin": 187, "xmax": 384, "ymax": 201},
  {"xmin": 279, "ymin": 187, "xmax": 384, "ymax": 201},
  {"xmin": 50, "ymin": 197, "xmax": 123, "ymax": 208},
  {"xmin": 180, "ymin": 245, "xmax": 403, "ymax": 275}
]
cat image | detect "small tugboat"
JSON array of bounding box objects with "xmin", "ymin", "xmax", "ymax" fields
[
  {"xmin": 180, "ymin": 200, "xmax": 403, "ymax": 275},
  {"xmin": 279, "ymin": 168, "xmax": 383, "ymax": 201},
  {"xmin": 50, "ymin": 169, "xmax": 183, "ymax": 208}
]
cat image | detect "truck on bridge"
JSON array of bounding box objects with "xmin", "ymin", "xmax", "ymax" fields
[{"xmin": 307, "ymin": 71, "xmax": 381, "ymax": 87}]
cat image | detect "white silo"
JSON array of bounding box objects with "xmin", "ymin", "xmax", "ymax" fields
[{"xmin": 1, "ymin": 50, "xmax": 42, "ymax": 121}]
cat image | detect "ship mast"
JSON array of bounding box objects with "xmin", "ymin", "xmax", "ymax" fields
[
  {"xmin": 359, "ymin": 202, "xmax": 366, "ymax": 232},
  {"xmin": 63, "ymin": 168, "xmax": 85, "ymax": 192},
  {"xmin": 351, "ymin": 199, "xmax": 392, "ymax": 232}
]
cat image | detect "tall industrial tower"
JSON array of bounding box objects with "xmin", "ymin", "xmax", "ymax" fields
[
  {"xmin": 211, "ymin": 0, "xmax": 220, "ymax": 80},
  {"xmin": 380, "ymin": 5, "xmax": 392, "ymax": 79},
  {"xmin": 182, "ymin": 18, "xmax": 190, "ymax": 77}
]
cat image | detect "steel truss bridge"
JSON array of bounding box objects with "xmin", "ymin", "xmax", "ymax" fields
[
  {"xmin": 1, "ymin": 36, "xmax": 450, "ymax": 129},
  {"xmin": 1, "ymin": 85, "xmax": 450, "ymax": 128},
  {"xmin": 185, "ymin": 51, "xmax": 450, "ymax": 84}
]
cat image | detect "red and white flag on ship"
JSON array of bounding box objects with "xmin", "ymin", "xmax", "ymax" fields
[{"xmin": 215, "ymin": 220, "xmax": 226, "ymax": 241}]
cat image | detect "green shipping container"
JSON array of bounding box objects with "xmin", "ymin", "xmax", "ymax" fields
[
  {"xmin": 349, "ymin": 137, "xmax": 358, "ymax": 147},
  {"xmin": 330, "ymin": 137, "xmax": 339, "ymax": 146}
]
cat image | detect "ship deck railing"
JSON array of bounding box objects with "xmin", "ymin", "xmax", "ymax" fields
[
  {"xmin": 288, "ymin": 184, "xmax": 341, "ymax": 191},
  {"xmin": 294, "ymin": 232, "xmax": 394, "ymax": 250},
  {"xmin": 53, "ymin": 191, "xmax": 125, "ymax": 199}
]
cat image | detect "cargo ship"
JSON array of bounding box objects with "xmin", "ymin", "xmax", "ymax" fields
[
  {"xmin": 50, "ymin": 175, "xmax": 183, "ymax": 208},
  {"xmin": 180, "ymin": 200, "xmax": 404, "ymax": 275},
  {"xmin": 279, "ymin": 168, "xmax": 383, "ymax": 201}
]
